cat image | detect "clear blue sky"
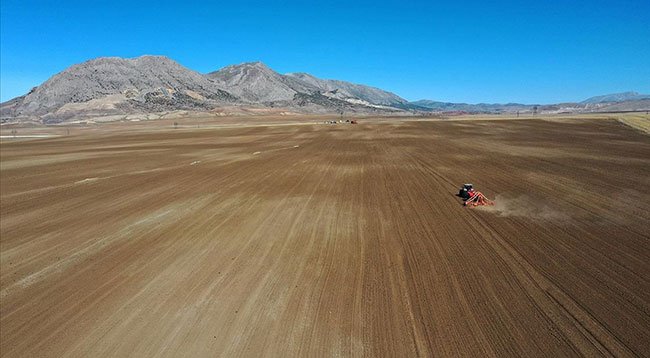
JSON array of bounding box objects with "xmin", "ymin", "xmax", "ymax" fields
[{"xmin": 1, "ymin": 0, "xmax": 649, "ymax": 103}]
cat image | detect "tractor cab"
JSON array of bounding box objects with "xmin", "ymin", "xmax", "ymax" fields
[{"xmin": 458, "ymin": 183, "xmax": 473, "ymax": 200}]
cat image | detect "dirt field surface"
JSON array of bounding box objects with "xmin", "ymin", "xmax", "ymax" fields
[{"xmin": 1, "ymin": 117, "xmax": 649, "ymax": 357}]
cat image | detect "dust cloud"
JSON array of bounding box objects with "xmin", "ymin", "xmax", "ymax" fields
[{"xmin": 478, "ymin": 195, "xmax": 567, "ymax": 220}]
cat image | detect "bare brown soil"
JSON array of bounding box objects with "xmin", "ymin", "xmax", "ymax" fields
[{"xmin": 1, "ymin": 118, "xmax": 649, "ymax": 357}]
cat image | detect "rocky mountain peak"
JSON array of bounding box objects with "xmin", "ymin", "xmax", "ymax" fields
[{"xmin": 2, "ymin": 56, "xmax": 411, "ymax": 123}]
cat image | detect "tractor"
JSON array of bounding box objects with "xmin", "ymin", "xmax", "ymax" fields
[{"xmin": 457, "ymin": 183, "xmax": 494, "ymax": 207}]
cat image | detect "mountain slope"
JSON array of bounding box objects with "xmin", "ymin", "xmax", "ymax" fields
[
  {"xmin": 1, "ymin": 56, "xmax": 237, "ymax": 122},
  {"xmin": 410, "ymin": 99, "xmax": 531, "ymax": 113},
  {"xmin": 206, "ymin": 62, "xmax": 316, "ymax": 103},
  {"xmin": 411, "ymin": 93, "xmax": 650, "ymax": 114},
  {"xmin": 0, "ymin": 56, "xmax": 410, "ymax": 123},
  {"xmin": 285, "ymin": 72, "xmax": 407, "ymax": 106},
  {"xmin": 581, "ymin": 91, "xmax": 650, "ymax": 104},
  {"xmin": 206, "ymin": 62, "xmax": 408, "ymax": 108}
]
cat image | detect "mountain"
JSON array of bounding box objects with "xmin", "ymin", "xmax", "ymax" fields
[
  {"xmin": 581, "ymin": 91, "xmax": 650, "ymax": 104},
  {"xmin": 1, "ymin": 56, "xmax": 409, "ymax": 123},
  {"xmin": 409, "ymin": 100, "xmax": 531, "ymax": 113},
  {"xmin": 2, "ymin": 55, "xmax": 649, "ymax": 123},
  {"xmin": 206, "ymin": 62, "xmax": 315, "ymax": 103},
  {"xmin": 1, "ymin": 56, "xmax": 237, "ymax": 123},
  {"xmin": 411, "ymin": 93, "xmax": 650, "ymax": 114},
  {"xmin": 207, "ymin": 62, "xmax": 407, "ymax": 107},
  {"xmin": 285, "ymin": 72, "xmax": 407, "ymax": 106}
]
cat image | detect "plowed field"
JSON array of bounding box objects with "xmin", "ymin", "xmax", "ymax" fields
[{"xmin": 1, "ymin": 118, "xmax": 649, "ymax": 357}]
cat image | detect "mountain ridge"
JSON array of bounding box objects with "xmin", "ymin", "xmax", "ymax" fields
[
  {"xmin": 1, "ymin": 55, "xmax": 237, "ymax": 122},
  {"xmin": 411, "ymin": 92, "xmax": 650, "ymax": 114},
  {"xmin": 2, "ymin": 55, "xmax": 649, "ymax": 123},
  {"xmin": 206, "ymin": 62, "xmax": 407, "ymax": 107},
  {"xmin": 580, "ymin": 91, "xmax": 650, "ymax": 104},
  {"xmin": 1, "ymin": 55, "xmax": 408, "ymax": 123}
]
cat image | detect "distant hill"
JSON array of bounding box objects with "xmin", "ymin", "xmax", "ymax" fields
[
  {"xmin": 411, "ymin": 92, "xmax": 650, "ymax": 114},
  {"xmin": 409, "ymin": 100, "xmax": 531, "ymax": 113},
  {"xmin": 581, "ymin": 91, "xmax": 650, "ymax": 104}
]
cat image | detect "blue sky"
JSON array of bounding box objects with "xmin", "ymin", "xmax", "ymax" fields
[{"xmin": 1, "ymin": 0, "xmax": 649, "ymax": 103}]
